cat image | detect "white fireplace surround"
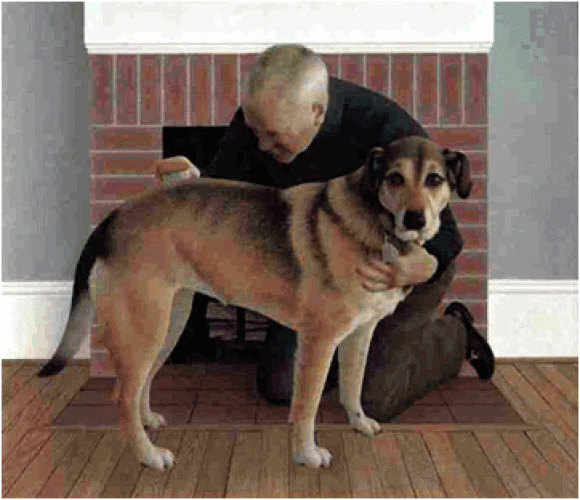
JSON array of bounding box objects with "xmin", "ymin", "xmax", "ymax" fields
[{"xmin": 84, "ymin": 1, "xmax": 495, "ymax": 54}]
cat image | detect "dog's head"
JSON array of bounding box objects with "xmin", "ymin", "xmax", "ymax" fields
[{"xmin": 364, "ymin": 136, "xmax": 472, "ymax": 243}]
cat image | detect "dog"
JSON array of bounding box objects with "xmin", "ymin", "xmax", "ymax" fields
[{"xmin": 39, "ymin": 136, "xmax": 471, "ymax": 469}]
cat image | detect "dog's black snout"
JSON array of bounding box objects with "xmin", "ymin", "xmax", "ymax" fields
[{"xmin": 403, "ymin": 210, "xmax": 426, "ymax": 230}]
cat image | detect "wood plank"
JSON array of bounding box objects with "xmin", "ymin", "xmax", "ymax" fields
[
  {"xmin": 164, "ymin": 429, "xmax": 209, "ymax": 497},
  {"xmin": 515, "ymin": 362, "xmax": 578, "ymax": 432},
  {"xmin": 37, "ymin": 430, "xmax": 103, "ymax": 498},
  {"xmin": 537, "ymin": 363, "xmax": 578, "ymax": 408},
  {"xmin": 342, "ymin": 430, "xmax": 385, "ymax": 497},
  {"xmin": 225, "ymin": 430, "xmax": 262, "ymax": 498},
  {"xmin": 526, "ymin": 429, "xmax": 578, "ymax": 474},
  {"xmin": 132, "ymin": 429, "xmax": 184, "ymax": 498},
  {"xmin": 3, "ymin": 373, "xmax": 51, "ymax": 431},
  {"xmin": 194, "ymin": 429, "xmax": 237, "ymax": 497},
  {"xmin": 2, "ymin": 363, "xmax": 89, "ymax": 458},
  {"xmin": 422, "ymin": 432, "xmax": 478, "ymax": 497},
  {"xmin": 475, "ymin": 431, "xmax": 542, "ymax": 498},
  {"xmin": 100, "ymin": 430, "xmax": 159, "ymax": 498},
  {"xmin": 2, "ymin": 429, "xmax": 52, "ymax": 496},
  {"xmin": 492, "ymin": 370, "xmax": 542, "ymax": 426},
  {"xmin": 258, "ymin": 426, "xmax": 289, "ymax": 497},
  {"xmin": 502, "ymin": 430, "xmax": 576, "ymax": 498},
  {"xmin": 2, "ymin": 360, "xmax": 25, "ymax": 385},
  {"xmin": 67, "ymin": 430, "xmax": 127, "ymax": 498},
  {"xmin": 555, "ymin": 362, "xmax": 578, "ymax": 385},
  {"xmin": 496, "ymin": 364, "xmax": 578, "ymax": 459},
  {"xmin": 449, "ymin": 432, "xmax": 510, "ymax": 497},
  {"xmin": 317, "ymin": 430, "xmax": 353, "ymax": 498},
  {"xmin": 2, "ymin": 362, "xmax": 31, "ymax": 403},
  {"xmin": 289, "ymin": 436, "xmax": 321, "ymax": 498},
  {"xmin": 371, "ymin": 432, "xmax": 415, "ymax": 497},
  {"xmin": 396, "ymin": 431, "xmax": 445, "ymax": 497},
  {"xmin": 5, "ymin": 429, "xmax": 77, "ymax": 498}
]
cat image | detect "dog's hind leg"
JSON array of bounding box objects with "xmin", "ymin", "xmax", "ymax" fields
[
  {"xmin": 140, "ymin": 288, "xmax": 194, "ymax": 429},
  {"xmin": 338, "ymin": 321, "xmax": 381, "ymax": 436},
  {"xmin": 107, "ymin": 282, "xmax": 177, "ymax": 469}
]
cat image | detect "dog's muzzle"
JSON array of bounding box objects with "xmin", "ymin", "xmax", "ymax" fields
[{"xmin": 403, "ymin": 210, "xmax": 426, "ymax": 231}]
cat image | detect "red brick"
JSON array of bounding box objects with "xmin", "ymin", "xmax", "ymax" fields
[
  {"xmin": 116, "ymin": 55, "xmax": 137, "ymax": 125},
  {"xmin": 416, "ymin": 54, "xmax": 438, "ymax": 125},
  {"xmin": 341, "ymin": 54, "xmax": 365, "ymax": 85},
  {"xmin": 392, "ymin": 54, "xmax": 414, "ymax": 115},
  {"xmin": 91, "ymin": 176, "xmax": 156, "ymax": 202},
  {"xmin": 239, "ymin": 53, "xmax": 259, "ymax": 105},
  {"xmin": 454, "ymin": 251, "xmax": 488, "ymax": 277},
  {"xmin": 89, "ymin": 55, "xmax": 113, "ymax": 125},
  {"xmin": 465, "ymin": 54, "xmax": 488, "ymax": 125},
  {"xmin": 91, "ymin": 127, "xmax": 161, "ymax": 150},
  {"xmin": 449, "ymin": 277, "xmax": 487, "ymax": 301},
  {"xmin": 427, "ymin": 127, "xmax": 486, "ymax": 150},
  {"xmin": 165, "ymin": 55, "xmax": 188, "ymax": 125},
  {"xmin": 366, "ymin": 55, "xmax": 390, "ymax": 97},
  {"xmin": 321, "ymin": 54, "xmax": 339, "ymax": 78},
  {"xmin": 141, "ymin": 55, "xmax": 162, "ymax": 125},
  {"xmin": 214, "ymin": 54, "xmax": 238, "ymax": 125},
  {"xmin": 191, "ymin": 54, "xmax": 212, "ymax": 125},
  {"xmin": 457, "ymin": 226, "xmax": 487, "ymax": 251},
  {"xmin": 450, "ymin": 201, "xmax": 487, "ymax": 225},
  {"xmin": 91, "ymin": 152, "xmax": 161, "ymax": 175},
  {"xmin": 440, "ymin": 54, "xmax": 463, "ymax": 124},
  {"xmin": 466, "ymin": 153, "xmax": 487, "ymax": 177}
]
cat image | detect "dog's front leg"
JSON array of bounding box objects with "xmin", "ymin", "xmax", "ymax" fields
[
  {"xmin": 290, "ymin": 332, "xmax": 337, "ymax": 468},
  {"xmin": 338, "ymin": 322, "xmax": 382, "ymax": 436}
]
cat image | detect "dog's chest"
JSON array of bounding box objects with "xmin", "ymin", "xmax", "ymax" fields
[{"xmin": 355, "ymin": 286, "xmax": 411, "ymax": 326}]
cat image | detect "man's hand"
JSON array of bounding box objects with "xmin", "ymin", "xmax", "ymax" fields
[
  {"xmin": 357, "ymin": 247, "xmax": 438, "ymax": 292},
  {"xmin": 155, "ymin": 156, "xmax": 201, "ymax": 186}
]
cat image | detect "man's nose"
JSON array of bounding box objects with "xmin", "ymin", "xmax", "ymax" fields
[{"xmin": 257, "ymin": 133, "xmax": 275, "ymax": 152}]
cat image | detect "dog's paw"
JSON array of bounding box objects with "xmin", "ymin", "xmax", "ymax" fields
[
  {"xmin": 140, "ymin": 446, "xmax": 175, "ymax": 470},
  {"xmin": 348, "ymin": 411, "xmax": 381, "ymax": 436},
  {"xmin": 142, "ymin": 411, "xmax": 167, "ymax": 429},
  {"xmin": 293, "ymin": 446, "xmax": 332, "ymax": 468}
]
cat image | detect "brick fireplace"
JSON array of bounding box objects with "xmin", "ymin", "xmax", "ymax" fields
[{"xmin": 88, "ymin": 52, "xmax": 488, "ymax": 376}]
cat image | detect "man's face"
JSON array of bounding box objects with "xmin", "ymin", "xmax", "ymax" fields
[{"xmin": 243, "ymin": 84, "xmax": 324, "ymax": 164}]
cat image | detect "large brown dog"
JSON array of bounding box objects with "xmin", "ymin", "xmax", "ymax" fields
[{"xmin": 39, "ymin": 136, "xmax": 471, "ymax": 469}]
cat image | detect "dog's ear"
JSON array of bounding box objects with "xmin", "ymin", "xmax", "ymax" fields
[
  {"xmin": 368, "ymin": 146, "xmax": 386, "ymax": 189},
  {"xmin": 442, "ymin": 149, "xmax": 472, "ymax": 199}
]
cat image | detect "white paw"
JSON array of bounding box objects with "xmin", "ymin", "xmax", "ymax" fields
[
  {"xmin": 142, "ymin": 411, "xmax": 167, "ymax": 429},
  {"xmin": 140, "ymin": 446, "xmax": 175, "ymax": 469},
  {"xmin": 293, "ymin": 445, "xmax": 332, "ymax": 468},
  {"xmin": 348, "ymin": 411, "xmax": 381, "ymax": 436}
]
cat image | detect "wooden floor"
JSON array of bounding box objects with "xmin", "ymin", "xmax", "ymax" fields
[{"xmin": 2, "ymin": 359, "xmax": 577, "ymax": 498}]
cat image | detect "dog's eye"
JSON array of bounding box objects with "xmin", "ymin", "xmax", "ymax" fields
[
  {"xmin": 385, "ymin": 173, "xmax": 404, "ymax": 187},
  {"xmin": 425, "ymin": 173, "xmax": 444, "ymax": 188}
]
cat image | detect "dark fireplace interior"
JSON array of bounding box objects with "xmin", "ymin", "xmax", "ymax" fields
[{"xmin": 162, "ymin": 126, "xmax": 268, "ymax": 364}]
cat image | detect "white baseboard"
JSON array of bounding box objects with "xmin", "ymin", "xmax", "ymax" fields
[
  {"xmin": 488, "ymin": 279, "xmax": 578, "ymax": 358},
  {"xmin": 1, "ymin": 281, "xmax": 90, "ymax": 359},
  {"xmin": 1, "ymin": 279, "xmax": 578, "ymax": 359}
]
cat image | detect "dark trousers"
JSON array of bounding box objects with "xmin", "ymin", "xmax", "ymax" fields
[{"xmin": 258, "ymin": 262, "xmax": 466, "ymax": 420}]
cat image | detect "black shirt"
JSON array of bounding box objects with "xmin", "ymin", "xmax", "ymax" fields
[{"xmin": 204, "ymin": 77, "xmax": 462, "ymax": 279}]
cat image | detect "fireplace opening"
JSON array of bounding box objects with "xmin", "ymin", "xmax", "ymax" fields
[{"xmin": 162, "ymin": 126, "xmax": 269, "ymax": 364}]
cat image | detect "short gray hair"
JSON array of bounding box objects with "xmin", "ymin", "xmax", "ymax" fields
[{"xmin": 246, "ymin": 44, "xmax": 329, "ymax": 109}]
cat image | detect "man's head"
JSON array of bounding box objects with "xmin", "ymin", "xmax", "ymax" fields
[{"xmin": 242, "ymin": 44, "xmax": 329, "ymax": 164}]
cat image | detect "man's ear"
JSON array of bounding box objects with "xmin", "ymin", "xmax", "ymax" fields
[
  {"xmin": 442, "ymin": 148, "xmax": 472, "ymax": 199},
  {"xmin": 312, "ymin": 103, "xmax": 326, "ymax": 127}
]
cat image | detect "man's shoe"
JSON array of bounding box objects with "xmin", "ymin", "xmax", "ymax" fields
[{"xmin": 445, "ymin": 302, "xmax": 495, "ymax": 380}]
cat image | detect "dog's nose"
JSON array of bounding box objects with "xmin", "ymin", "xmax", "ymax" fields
[{"xmin": 403, "ymin": 210, "xmax": 426, "ymax": 230}]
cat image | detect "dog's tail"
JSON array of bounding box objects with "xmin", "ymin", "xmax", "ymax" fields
[{"xmin": 38, "ymin": 210, "xmax": 118, "ymax": 377}]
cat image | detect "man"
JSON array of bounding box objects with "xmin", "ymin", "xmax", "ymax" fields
[{"xmin": 161, "ymin": 44, "xmax": 494, "ymax": 420}]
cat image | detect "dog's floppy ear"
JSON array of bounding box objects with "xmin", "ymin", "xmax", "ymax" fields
[
  {"xmin": 368, "ymin": 146, "xmax": 386, "ymax": 189},
  {"xmin": 442, "ymin": 149, "xmax": 472, "ymax": 199}
]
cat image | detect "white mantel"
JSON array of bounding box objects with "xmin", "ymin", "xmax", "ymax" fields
[{"xmin": 84, "ymin": 2, "xmax": 495, "ymax": 54}]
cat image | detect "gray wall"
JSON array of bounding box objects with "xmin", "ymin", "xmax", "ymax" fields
[
  {"xmin": 2, "ymin": 2, "xmax": 89, "ymax": 281},
  {"xmin": 489, "ymin": 2, "xmax": 578, "ymax": 279}
]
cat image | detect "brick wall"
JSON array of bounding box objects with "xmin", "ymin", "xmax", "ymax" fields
[{"xmin": 89, "ymin": 53, "xmax": 488, "ymax": 376}]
